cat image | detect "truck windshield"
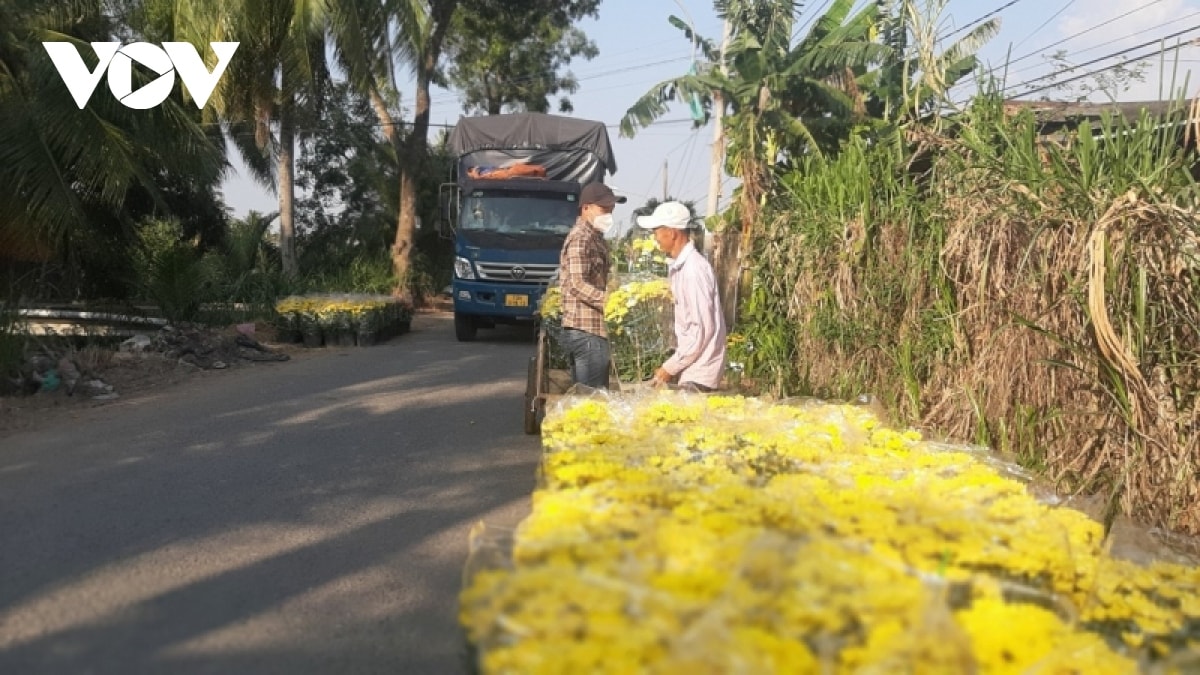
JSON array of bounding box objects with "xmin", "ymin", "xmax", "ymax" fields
[{"xmin": 460, "ymin": 191, "xmax": 579, "ymax": 236}]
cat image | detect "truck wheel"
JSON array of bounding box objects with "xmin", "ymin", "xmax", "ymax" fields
[
  {"xmin": 524, "ymin": 357, "xmax": 542, "ymax": 435},
  {"xmin": 454, "ymin": 313, "xmax": 477, "ymax": 342}
]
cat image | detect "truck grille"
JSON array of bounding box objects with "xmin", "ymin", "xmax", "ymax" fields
[{"xmin": 475, "ymin": 262, "xmax": 558, "ymax": 284}]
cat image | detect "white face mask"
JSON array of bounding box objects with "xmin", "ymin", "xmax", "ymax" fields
[{"xmin": 592, "ymin": 213, "xmax": 614, "ymax": 234}]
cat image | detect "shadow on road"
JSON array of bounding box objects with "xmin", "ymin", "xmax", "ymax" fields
[{"xmin": 0, "ymin": 313, "xmax": 543, "ymax": 674}]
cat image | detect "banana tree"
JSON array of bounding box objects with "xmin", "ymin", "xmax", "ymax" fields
[
  {"xmin": 865, "ymin": 0, "xmax": 1000, "ymax": 126},
  {"xmin": 620, "ymin": 0, "xmax": 890, "ymax": 322}
]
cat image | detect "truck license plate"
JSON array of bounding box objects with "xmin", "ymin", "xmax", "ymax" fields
[{"xmin": 505, "ymin": 294, "xmax": 529, "ymax": 308}]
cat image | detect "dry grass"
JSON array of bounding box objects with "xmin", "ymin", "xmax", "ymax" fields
[
  {"xmin": 740, "ymin": 100, "xmax": 1200, "ymax": 535},
  {"xmin": 927, "ymin": 182, "xmax": 1200, "ymax": 533}
]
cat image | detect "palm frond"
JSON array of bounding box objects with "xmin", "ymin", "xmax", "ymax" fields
[
  {"xmin": 385, "ymin": 0, "xmax": 426, "ymax": 68},
  {"xmin": 941, "ymin": 18, "xmax": 999, "ymax": 65},
  {"xmin": 619, "ymin": 73, "xmax": 714, "ymax": 138},
  {"xmin": 793, "ymin": 41, "xmax": 892, "ymax": 74},
  {"xmin": 667, "ymin": 15, "xmax": 719, "ymax": 63}
]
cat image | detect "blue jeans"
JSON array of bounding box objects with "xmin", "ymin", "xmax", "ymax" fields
[{"xmin": 559, "ymin": 328, "xmax": 610, "ymax": 389}]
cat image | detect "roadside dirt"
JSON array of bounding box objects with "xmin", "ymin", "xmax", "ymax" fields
[
  {"xmin": 0, "ymin": 320, "xmax": 328, "ymax": 438},
  {"xmin": 0, "ymin": 298, "xmax": 457, "ymax": 437}
]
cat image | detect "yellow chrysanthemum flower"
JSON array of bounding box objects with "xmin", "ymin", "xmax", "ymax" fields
[{"xmin": 460, "ymin": 392, "xmax": 1200, "ymax": 674}]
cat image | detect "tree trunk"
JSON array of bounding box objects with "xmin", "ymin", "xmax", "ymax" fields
[
  {"xmin": 708, "ymin": 19, "xmax": 734, "ymax": 328},
  {"xmin": 369, "ymin": 88, "xmax": 398, "ymax": 148},
  {"xmin": 487, "ymin": 76, "xmax": 502, "ymax": 114},
  {"xmin": 711, "ymin": 230, "xmax": 740, "ymax": 332},
  {"xmin": 278, "ymin": 87, "xmax": 298, "ymax": 278},
  {"xmin": 392, "ymin": 155, "xmax": 418, "ymax": 299},
  {"xmin": 391, "ymin": 0, "xmax": 458, "ymax": 299}
]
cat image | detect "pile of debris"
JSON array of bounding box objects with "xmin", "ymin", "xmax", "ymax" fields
[
  {"xmin": 6, "ymin": 353, "xmax": 119, "ymax": 399},
  {"xmin": 3, "ymin": 323, "xmax": 290, "ymax": 399},
  {"xmin": 138, "ymin": 323, "xmax": 291, "ymax": 370}
]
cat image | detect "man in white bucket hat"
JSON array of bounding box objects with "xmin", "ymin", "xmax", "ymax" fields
[{"xmin": 637, "ymin": 201, "xmax": 726, "ymax": 392}]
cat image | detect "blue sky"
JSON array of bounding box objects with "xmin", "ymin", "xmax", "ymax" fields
[{"xmin": 221, "ymin": 0, "xmax": 1200, "ymax": 230}]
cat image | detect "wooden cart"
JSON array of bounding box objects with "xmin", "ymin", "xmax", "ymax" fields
[{"xmin": 523, "ymin": 320, "xmax": 615, "ymax": 435}]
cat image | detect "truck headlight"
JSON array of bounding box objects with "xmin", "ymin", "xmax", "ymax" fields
[{"xmin": 454, "ymin": 256, "xmax": 476, "ymax": 280}]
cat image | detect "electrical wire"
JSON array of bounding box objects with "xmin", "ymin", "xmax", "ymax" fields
[
  {"xmin": 949, "ymin": 0, "xmax": 1179, "ymax": 97},
  {"xmin": 1000, "ymin": 22, "xmax": 1200, "ymax": 95},
  {"xmin": 1010, "ymin": 0, "xmax": 1077, "ymax": 51},
  {"xmin": 793, "ymin": 0, "xmax": 835, "ymax": 42},
  {"xmin": 944, "ymin": 0, "xmax": 1030, "ymax": 40},
  {"xmin": 1010, "ymin": 37, "xmax": 1200, "ymax": 98},
  {"xmin": 644, "ymin": 132, "xmax": 698, "ymax": 200},
  {"xmin": 672, "ymin": 130, "xmax": 702, "ymax": 198},
  {"xmin": 1000, "ymin": 9, "xmax": 1200, "ymax": 80},
  {"xmin": 426, "ymin": 54, "xmax": 693, "ymax": 108},
  {"xmin": 1004, "ymin": 0, "xmax": 1168, "ymax": 69},
  {"xmin": 211, "ymin": 116, "xmax": 700, "ymax": 138}
]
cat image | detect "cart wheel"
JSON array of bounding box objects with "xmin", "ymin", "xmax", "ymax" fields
[{"xmin": 524, "ymin": 356, "xmax": 543, "ymax": 435}]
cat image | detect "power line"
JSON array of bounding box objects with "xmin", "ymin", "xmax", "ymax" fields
[
  {"xmin": 426, "ymin": 54, "xmax": 692, "ymax": 108},
  {"xmin": 1000, "ymin": 22, "xmax": 1200, "ymax": 95},
  {"xmin": 1001, "ymin": 0, "xmax": 1167, "ymax": 69},
  {"xmin": 211, "ymin": 116, "xmax": 699, "ymax": 138},
  {"xmin": 1001, "ymin": 8, "xmax": 1200, "ymax": 80},
  {"xmin": 950, "ymin": 0, "xmax": 1177, "ymax": 96},
  {"xmin": 793, "ymin": 0, "xmax": 835, "ymax": 42},
  {"xmin": 1010, "ymin": 0, "xmax": 1077, "ymax": 51},
  {"xmin": 944, "ymin": 0, "xmax": 1029, "ymax": 40},
  {"xmin": 642, "ymin": 133, "xmax": 695, "ymax": 200},
  {"xmin": 672, "ymin": 130, "xmax": 702, "ymax": 197},
  {"xmin": 1014, "ymin": 38, "xmax": 1198, "ymax": 98}
]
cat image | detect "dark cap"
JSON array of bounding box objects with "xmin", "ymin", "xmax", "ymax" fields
[{"xmin": 579, "ymin": 182, "xmax": 626, "ymax": 209}]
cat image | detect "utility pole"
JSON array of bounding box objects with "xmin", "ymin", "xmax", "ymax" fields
[
  {"xmin": 706, "ymin": 17, "xmax": 731, "ymax": 223},
  {"xmin": 663, "ymin": 160, "xmax": 669, "ymax": 200},
  {"xmin": 707, "ymin": 16, "xmax": 736, "ymax": 330}
]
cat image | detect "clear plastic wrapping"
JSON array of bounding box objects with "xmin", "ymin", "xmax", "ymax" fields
[{"xmin": 461, "ymin": 392, "xmax": 1200, "ymax": 674}]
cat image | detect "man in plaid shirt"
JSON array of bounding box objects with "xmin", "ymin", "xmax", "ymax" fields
[{"xmin": 558, "ymin": 182, "xmax": 624, "ymax": 389}]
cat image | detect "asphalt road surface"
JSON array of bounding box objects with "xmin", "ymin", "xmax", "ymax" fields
[{"xmin": 0, "ymin": 313, "xmax": 542, "ymax": 674}]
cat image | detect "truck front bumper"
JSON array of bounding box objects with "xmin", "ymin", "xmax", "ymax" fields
[{"xmin": 452, "ymin": 280, "xmax": 547, "ymax": 320}]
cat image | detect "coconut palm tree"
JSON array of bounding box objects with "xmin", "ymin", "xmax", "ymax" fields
[
  {"xmin": 157, "ymin": 0, "xmax": 330, "ymax": 278},
  {"xmin": 327, "ymin": 0, "xmax": 459, "ymax": 298},
  {"xmin": 0, "ymin": 0, "xmax": 225, "ymax": 287}
]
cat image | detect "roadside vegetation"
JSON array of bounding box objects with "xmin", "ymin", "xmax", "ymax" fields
[
  {"xmin": 651, "ymin": 3, "xmax": 1198, "ymax": 535},
  {"xmin": 2, "ymin": 0, "xmax": 1198, "ymax": 536}
]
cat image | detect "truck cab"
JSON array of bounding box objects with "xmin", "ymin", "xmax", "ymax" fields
[
  {"xmin": 445, "ymin": 112, "xmax": 618, "ymax": 342},
  {"xmin": 450, "ymin": 178, "xmax": 579, "ymax": 341}
]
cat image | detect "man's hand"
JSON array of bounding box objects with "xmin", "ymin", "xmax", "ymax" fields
[{"xmin": 650, "ymin": 367, "xmax": 672, "ymax": 388}]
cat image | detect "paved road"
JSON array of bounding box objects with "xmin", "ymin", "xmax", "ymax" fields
[{"xmin": 0, "ymin": 313, "xmax": 542, "ymax": 674}]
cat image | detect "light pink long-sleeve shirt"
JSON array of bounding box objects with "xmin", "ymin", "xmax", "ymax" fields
[{"xmin": 663, "ymin": 242, "xmax": 726, "ymax": 389}]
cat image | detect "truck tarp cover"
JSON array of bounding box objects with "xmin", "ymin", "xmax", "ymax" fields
[{"xmin": 449, "ymin": 113, "xmax": 617, "ymax": 185}]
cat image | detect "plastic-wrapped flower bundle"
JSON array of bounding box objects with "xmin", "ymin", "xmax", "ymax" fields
[
  {"xmin": 539, "ymin": 277, "xmax": 672, "ymax": 382},
  {"xmin": 538, "ymin": 278, "xmax": 670, "ymax": 328},
  {"xmin": 460, "ymin": 392, "xmax": 1200, "ymax": 674},
  {"xmin": 603, "ymin": 279, "xmax": 671, "ymax": 333},
  {"xmin": 274, "ymin": 293, "xmax": 413, "ymax": 345}
]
